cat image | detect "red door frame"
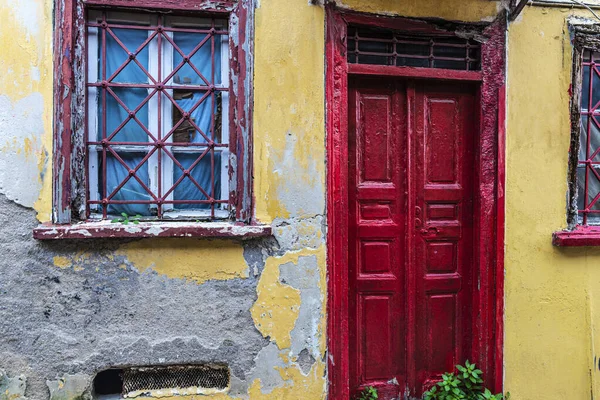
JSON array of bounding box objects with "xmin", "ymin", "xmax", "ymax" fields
[{"xmin": 325, "ymin": 7, "xmax": 507, "ymax": 399}]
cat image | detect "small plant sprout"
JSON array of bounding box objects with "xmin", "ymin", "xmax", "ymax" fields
[
  {"xmin": 423, "ymin": 360, "xmax": 509, "ymax": 400},
  {"xmin": 110, "ymin": 213, "xmax": 143, "ymax": 225},
  {"xmin": 356, "ymin": 386, "xmax": 378, "ymax": 400}
]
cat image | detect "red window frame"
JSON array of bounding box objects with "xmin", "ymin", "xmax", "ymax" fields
[
  {"xmin": 36, "ymin": 0, "xmax": 259, "ymax": 239},
  {"xmin": 554, "ymin": 29, "xmax": 600, "ymax": 246}
]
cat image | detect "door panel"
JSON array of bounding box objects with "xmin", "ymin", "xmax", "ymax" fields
[
  {"xmin": 348, "ymin": 78, "xmax": 477, "ymax": 399},
  {"xmin": 348, "ymin": 80, "xmax": 407, "ymax": 399},
  {"xmin": 415, "ymin": 83, "xmax": 475, "ymax": 395}
]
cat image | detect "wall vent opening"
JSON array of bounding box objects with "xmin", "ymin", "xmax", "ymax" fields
[
  {"xmin": 347, "ymin": 25, "xmax": 481, "ymax": 71},
  {"xmin": 93, "ymin": 365, "xmax": 230, "ymax": 398},
  {"xmin": 94, "ymin": 369, "xmax": 124, "ymax": 396}
]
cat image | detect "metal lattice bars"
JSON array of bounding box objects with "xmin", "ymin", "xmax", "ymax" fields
[
  {"xmin": 85, "ymin": 10, "xmax": 229, "ymax": 220},
  {"xmin": 347, "ymin": 25, "xmax": 481, "ymax": 71},
  {"xmin": 579, "ymin": 50, "xmax": 600, "ymax": 224}
]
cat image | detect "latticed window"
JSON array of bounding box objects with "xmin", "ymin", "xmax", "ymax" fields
[
  {"xmin": 87, "ymin": 10, "xmax": 230, "ymax": 220},
  {"xmin": 577, "ymin": 49, "xmax": 600, "ymax": 225},
  {"xmin": 35, "ymin": 0, "xmax": 258, "ymax": 239},
  {"xmin": 347, "ymin": 25, "xmax": 481, "ymax": 71}
]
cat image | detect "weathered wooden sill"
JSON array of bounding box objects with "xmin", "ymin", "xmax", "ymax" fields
[
  {"xmin": 553, "ymin": 226, "xmax": 600, "ymax": 247},
  {"xmin": 33, "ymin": 221, "xmax": 272, "ymax": 240}
]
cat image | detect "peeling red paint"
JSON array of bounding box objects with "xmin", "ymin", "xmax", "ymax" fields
[
  {"xmin": 53, "ymin": 0, "xmax": 77, "ymax": 224},
  {"xmin": 553, "ymin": 226, "xmax": 600, "ymax": 246},
  {"xmin": 83, "ymin": 0, "xmax": 235, "ymax": 12},
  {"xmin": 34, "ymin": 221, "xmax": 271, "ymax": 240},
  {"xmin": 325, "ymin": 8, "xmax": 507, "ymax": 398},
  {"xmin": 51, "ymin": 0, "xmax": 255, "ymax": 227}
]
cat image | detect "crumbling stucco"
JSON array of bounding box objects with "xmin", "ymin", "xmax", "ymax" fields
[
  {"xmin": 0, "ymin": 0, "xmax": 329, "ymax": 397},
  {"xmin": 0, "ymin": 370, "xmax": 27, "ymax": 400},
  {"xmin": 0, "ymin": 0, "xmax": 52, "ymax": 220},
  {"xmin": 46, "ymin": 375, "xmax": 89, "ymax": 400}
]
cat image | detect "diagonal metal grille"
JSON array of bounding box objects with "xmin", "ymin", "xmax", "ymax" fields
[
  {"xmin": 578, "ymin": 49, "xmax": 600, "ymax": 224},
  {"xmin": 86, "ymin": 10, "xmax": 230, "ymax": 220},
  {"xmin": 122, "ymin": 365, "xmax": 230, "ymax": 396},
  {"xmin": 347, "ymin": 25, "xmax": 481, "ymax": 71}
]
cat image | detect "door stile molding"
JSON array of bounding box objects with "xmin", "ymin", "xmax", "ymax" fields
[
  {"xmin": 326, "ymin": 6, "xmax": 350, "ymax": 400},
  {"xmin": 405, "ymin": 82, "xmax": 417, "ymax": 392},
  {"xmin": 325, "ymin": 6, "xmax": 507, "ymax": 399}
]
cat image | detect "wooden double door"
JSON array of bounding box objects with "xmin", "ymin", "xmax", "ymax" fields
[{"xmin": 348, "ymin": 78, "xmax": 477, "ymax": 399}]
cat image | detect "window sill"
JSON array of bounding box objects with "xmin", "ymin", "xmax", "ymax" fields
[
  {"xmin": 33, "ymin": 221, "xmax": 272, "ymax": 240},
  {"xmin": 552, "ymin": 226, "xmax": 600, "ymax": 246}
]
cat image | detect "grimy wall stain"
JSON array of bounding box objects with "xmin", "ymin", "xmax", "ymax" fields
[
  {"xmin": 0, "ymin": 0, "xmax": 328, "ymax": 398},
  {"xmin": 0, "ymin": 193, "xmax": 326, "ymax": 400}
]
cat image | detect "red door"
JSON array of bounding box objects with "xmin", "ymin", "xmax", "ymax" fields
[{"xmin": 348, "ymin": 78, "xmax": 477, "ymax": 399}]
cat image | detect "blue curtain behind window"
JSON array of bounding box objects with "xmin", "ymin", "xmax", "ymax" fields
[{"xmin": 98, "ymin": 27, "xmax": 220, "ymax": 216}]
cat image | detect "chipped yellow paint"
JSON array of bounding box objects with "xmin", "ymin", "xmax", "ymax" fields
[
  {"xmin": 253, "ymin": 0, "xmax": 325, "ymax": 223},
  {"xmin": 248, "ymin": 362, "xmax": 327, "ymax": 400},
  {"xmin": 139, "ymin": 395, "xmax": 237, "ymax": 400},
  {"xmin": 312, "ymin": 245, "xmax": 328, "ymax": 358},
  {"xmin": 117, "ymin": 239, "xmax": 248, "ymax": 284},
  {"xmin": 251, "ymin": 251, "xmax": 302, "ymax": 349},
  {"xmin": 251, "ymin": 244, "xmax": 327, "ymax": 353},
  {"xmin": 0, "ymin": 0, "xmax": 53, "ymax": 222},
  {"xmin": 338, "ymin": 0, "xmax": 500, "ymax": 22},
  {"xmin": 52, "ymin": 256, "xmax": 72, "ymax": 269},
  {"xmin": 52, "ymin": 252, "xmax": 94, "ymax": 271}
]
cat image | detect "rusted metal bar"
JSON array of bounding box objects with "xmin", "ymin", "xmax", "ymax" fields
[
  {"xmin": 86, "ymin": 13, "xmax": 229, "ymax": 218},
  {"xmin": 509, "ymin": 0, "xmax": 530, "ymax": 21}
]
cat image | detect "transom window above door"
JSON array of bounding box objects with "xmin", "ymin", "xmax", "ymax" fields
[
  {"xmin": 86, "ymin": 10, "xmax": 230, "ymax": 220},
  {"xmin": 347, "ymin": 25, "xmax": 481, "ymax": 71}
]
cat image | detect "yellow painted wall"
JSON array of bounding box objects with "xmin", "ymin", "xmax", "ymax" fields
[
  {"xmin": 505, "ymin": 5, "xmax": 600, "ymax": 398},
  {"xmin": 15, "ymin": 0, "xmax": 600, "ymax": 398},
  {"xmin": 0, "ymin": 0, "xmax": 53, "ymax": 221},
  {"xmin": 338, "ymin": 0, "xmax": 500, "ymax": 22}
]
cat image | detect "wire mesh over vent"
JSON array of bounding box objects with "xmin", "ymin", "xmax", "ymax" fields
[
  {"xmin": 347, "ymin": 25, "xmax": 481, "ymax": 71},
  {"xmin": 122, "ymin": 365, "xmax": 230, "ymax": 397}
]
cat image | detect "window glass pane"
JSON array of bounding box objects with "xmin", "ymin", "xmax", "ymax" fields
[
  {"xmin": 101, "ymin": 152, "xmax": 152, "ymax": 216},
  {"xmin": 593, "ymin": 68, "xmax": 600, "ymax": 109},
  {"xmin": 583, "ymin": 65, "xmax": 591, "ymax": 110},
  {"xmin": 591, "ymin": 117, "xmax": 600, "ymax": 162},
  {"xmin": 172, "ymin": 152, "xmax": 221, "ymax": 209},
  {"xmin": 171, "ymin": 32, "xmax": 223, "ymax": 86},
  {"xmin": 105, "ymin": 28, "xmax": 152, "ymax": 84},
  {"xmin": 580, "ymin": 116, "xmax": 589, "ymax": 162},
  {"xmin": 171, "ymin": 90, "xmax": 216, "ymax": 143},
  {"xmin": 578, "ymin": 165, "xmax": 586, "ymax": 216},
  {"xmin": 100, "ymin": 88, "xmax": 151, "ymax": 142},
  {"xmin": 577, "ymin": 165, "xmax": 600, "ymax": 224}
]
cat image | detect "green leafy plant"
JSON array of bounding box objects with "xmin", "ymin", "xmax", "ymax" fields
[
  {"xmin": 356, "ymin": 386, "xmax": 378, "ymax": 400},
  {"xmin": 110, "ymin": 213, "xmax": 143, "ymax": 225},
  {"xmin": 423, "ymin": 361, "xmax": 509, "ymax": 400}
]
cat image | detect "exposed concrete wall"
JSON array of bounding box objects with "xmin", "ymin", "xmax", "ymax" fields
[{"xmin": 0, "ymin": 0, "xmax": 327, "ymax": 398}]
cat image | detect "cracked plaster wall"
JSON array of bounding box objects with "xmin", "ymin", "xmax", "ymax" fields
[
  {"xmin": 0, "ymin": 0, "xmax": 502, "ymax": 399},
  {"xmin": 0, "ymin": 0, "xmax": 328, "ymax": 398}
]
